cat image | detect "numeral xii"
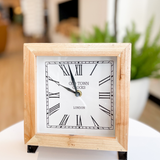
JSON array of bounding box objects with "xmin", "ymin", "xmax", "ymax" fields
[{"xmin": 75, "ymin": 64, "xmax": 82, "ymax": 76}]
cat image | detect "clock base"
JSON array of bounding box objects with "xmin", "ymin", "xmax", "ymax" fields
[
  {"xmin": 27, "ymin": 145, "xmax": 39, "ymax": 153},
  {"xmin": 26, "ymin": 146, "xmax": 127, "ymax": 158},
  {"xmin": 118, "ymin": 152, "xmax": 127, "ymax": 160}
]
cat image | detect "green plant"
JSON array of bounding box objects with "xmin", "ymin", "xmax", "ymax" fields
[
  {"xmin": 71, "ymin": 24, "xmax": 116, "ymax": 43},
  {"xmin": 71, "ymin": 19, "xmax": 160, "ymax": 80},
  {"xmin": 123, "ymin": 18, "xmax": 160, "ymax": 79}
]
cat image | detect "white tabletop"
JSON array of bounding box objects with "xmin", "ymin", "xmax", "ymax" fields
[{"xmin": 0, "ymin": 119, "xmax": 160, "ymax": 160}]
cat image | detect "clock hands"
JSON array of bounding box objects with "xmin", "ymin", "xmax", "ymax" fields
[
  {"xmin": 48, "ymin": 64, "xmax": 82, "ymax": 97},
  {"xmin": 59, "ymin": 84, "xmax": 76, "ymax": 94},
  {"xmin": 48, "ymin": 76, "xmax": 76, "ymax": 94},
  {"xmin": 68, "ymin": 65, "xmax": 81, "ymax": 97}
]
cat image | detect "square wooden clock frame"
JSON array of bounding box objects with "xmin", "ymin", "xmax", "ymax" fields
[{"xmin": 24, "ymin": 43, "xmax": 131, "ymax": 159}]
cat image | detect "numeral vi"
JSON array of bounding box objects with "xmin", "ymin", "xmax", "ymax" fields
[{"xmin": 76, "ymin": 115, "xmax": 82, "ymax": 126}]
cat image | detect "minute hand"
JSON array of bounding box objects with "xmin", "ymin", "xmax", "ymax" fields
[{"xmin": 68, "ymin": 65, "xmax": 79, "ymax": 97}]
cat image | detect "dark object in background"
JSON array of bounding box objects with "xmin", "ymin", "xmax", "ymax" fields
[
  {"xmin": 149, "ymin": 94, "xmax": 160, "ymax": 107},
  {"xmin": 56, "ymin": 17, "xmax": 79, "ymax": 37},
  {"xmin": 58, "ymin": 0, "xmax": 78, "ymax": 22},
  {"xmin": 0, "ymin": 14, "xmax": 8, "ymax": 54},
  {"xmin": 56, "ymin": 0, "xmax": 79, "ymax": 37},
  {"xmin": 0, "ymin": 3, "xmax": 8, "ymax": 54},
  {"xmin": 8, "ymin": 7, "xmax": 14, "ymax": 22},
  {"xmin": 0, "ymin": 4, "xmax": 2, "ymax": 12}
]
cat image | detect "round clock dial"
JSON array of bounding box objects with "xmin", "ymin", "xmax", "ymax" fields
[{"xmin": 37, "ymin": 56, "xmax": 117, "ymax": 137}]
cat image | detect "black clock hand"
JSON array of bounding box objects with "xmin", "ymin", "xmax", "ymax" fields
[
  {"xmin": 48, "ymin": 76, "xmax": 76, "ymax": 94},
  {"xmin": 68, "ymin": 65, "xmax": 80, "ymax": 97},
  {"xmin": 59, "ymin": 84, "xmax": 76, "ymax": 94}
]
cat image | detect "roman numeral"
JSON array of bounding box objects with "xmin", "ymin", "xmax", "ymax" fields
[
  {"xmin": 91, "ymin": 116, "xmax": 99, "ymax": 127},
  {"xmin": 76, "ymin": 115, "xmax": 82, "ymax": 126},
  {"xmin": 48, "ymin": 76, "xmax": 59, "ymax": 85},
  {"xmin": 99, "ymin": 76, "xmax": 110, "ymax": 86},
  {"xmin": 59, "ymin": 115, "xmax": 69, "ymax": 125},
  {"xmin": 99, "ymin": 104, "xmax": 111, "ymax": 116},
  {"xmin": 48, "ymin": 92, "xmax": 60, "ymax": 98},
  {"xmin": 90, "ymin": 63, "xmax": 98, "ymax": 76},
  {"xmin": 75, "ymin": 64, "xmax": 82, "ymax": 76},
  {"xmin": 59, "ymin": 65, "xmax": 70, "ymax": 76},
  {"xmin": 99, "ymin": 92, "xmax": 110, "ymax": 99},
  {"xmin": 48, "ymin": 103, "xmax": 60, "ymax": 116}
]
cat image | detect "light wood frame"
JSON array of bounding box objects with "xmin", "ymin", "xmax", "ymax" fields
[{"xmin": 24, "ymin": 43, "xmax": 131, "ymax": 151}]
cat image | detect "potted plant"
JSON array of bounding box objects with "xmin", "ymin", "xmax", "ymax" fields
[
  {"xmin": 123, "ymin": 18, "xmax": 160, "ymax": 119},
  {"xmin": 71, "ymin": 18, "xmax": 160, "ymax": 119}
]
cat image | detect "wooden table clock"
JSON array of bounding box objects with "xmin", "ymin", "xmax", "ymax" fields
[{"xmin": 24, "ymin": 43, "xmax": 131, "ymax": 160}]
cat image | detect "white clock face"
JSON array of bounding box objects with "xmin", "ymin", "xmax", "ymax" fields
[{"xmin": 37, "ymin": 56, "xmax": 117, "ymax": 137}]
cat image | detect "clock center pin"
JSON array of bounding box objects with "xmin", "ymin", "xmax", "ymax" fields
[{"xmin": 75, "ymin": 90, "xmax": 82, "ymax": 97}]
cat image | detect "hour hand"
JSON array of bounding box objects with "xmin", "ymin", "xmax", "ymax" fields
[
  {"xmin": 59, "ymin": 84, "xmax": 76, "ymax": 94},
  {"xmin": 68, "ymin": 65, "xmax": 80, "ymax": 97},
  {"xmin": 48, "ymin": 76, "xmax": 76, "ymax": 94}
]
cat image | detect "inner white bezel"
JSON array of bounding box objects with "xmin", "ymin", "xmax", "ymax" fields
[{"xmin": 36, "ymin": 56, "xmax": 117, "ymax": 137}]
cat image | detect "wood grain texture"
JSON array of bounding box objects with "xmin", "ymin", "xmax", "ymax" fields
[
  {"xmin": 24, "ymin": 43, "xmax": 128, "ymax": 56},
  {"xmin": 24, "ymin": 43, "xmax": 131, "ymax": 151},
  {"xmin": 27, "ymin": 134, "xmax": 126, "ymax": 151},
  {"xmin": 24, "ymin": 46, "xmax": 36, "ymax": 143},
  {"xmin": 115, "ymin": 44, "xmax": 131, "ymax": 150}
]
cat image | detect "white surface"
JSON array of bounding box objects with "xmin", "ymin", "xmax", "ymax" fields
[
  {"xmin": 129, "ymin": 78, "xmax": 150, "ymax": 119},
  {"xmin": 80, "ymin": 0, "xmax": 107, "ymax": 33},
  {"xmin": 0, "ymin": 119, "xmax": 160, "ymax": 160},
  {"xmin": 107, "ymin": 0, "xmax": 160, "ymax": 44}
]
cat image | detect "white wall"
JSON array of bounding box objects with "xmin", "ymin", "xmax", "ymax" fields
[
  {"xmin": 21, "ymin": 0, "xmax": 44, "ymax": 37},
  {"xmin": 107, "ymin": 0, "xmax": 160, "ymax": 43},
  {"xmin": 80, "ymin": 0, "xmax": 107, "ymax": 33},
  {"xmin": 48, "ymin": 0, "xmax": 107, "ymax": 42}
]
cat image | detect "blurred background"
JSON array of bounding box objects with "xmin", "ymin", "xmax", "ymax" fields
[{"xmin": 0, "ymin": 0, "xmax": 160, "ymax": 132}]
